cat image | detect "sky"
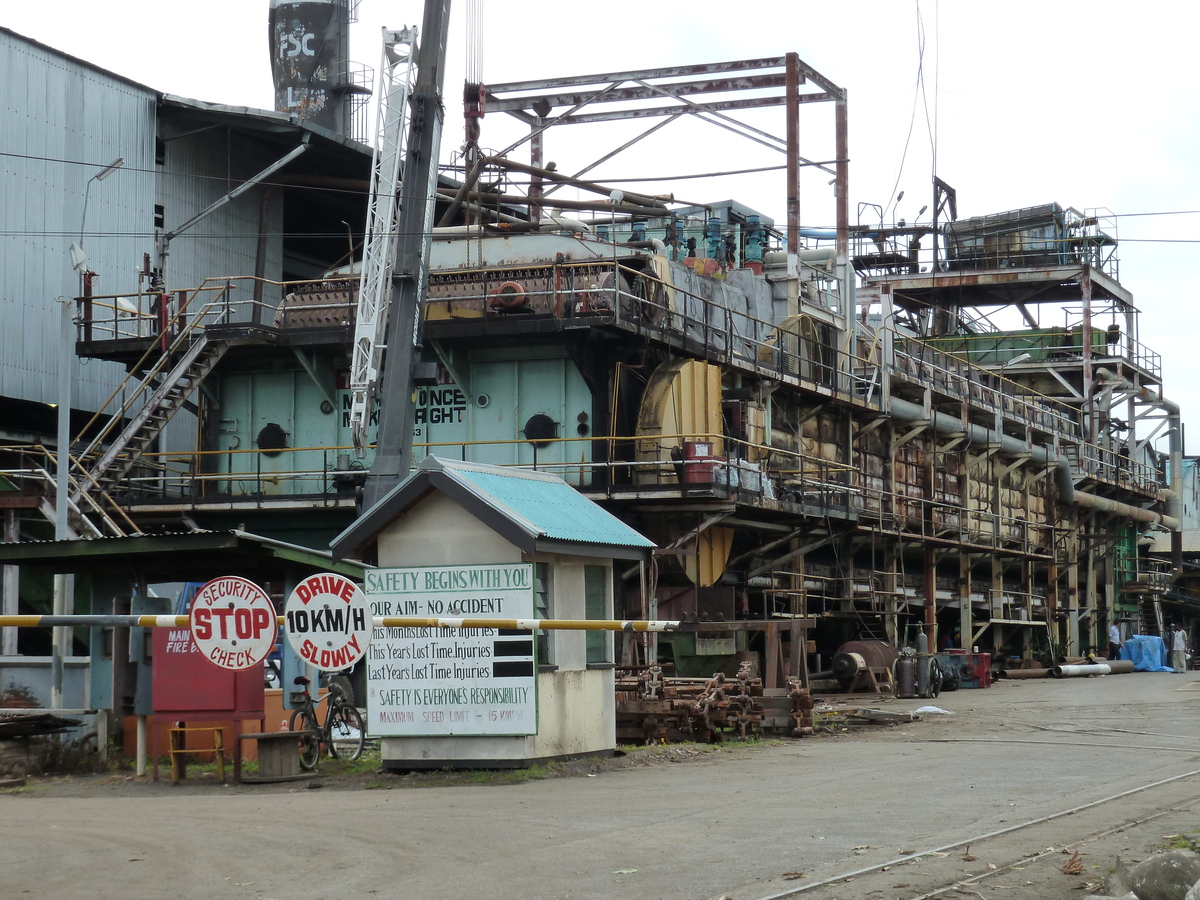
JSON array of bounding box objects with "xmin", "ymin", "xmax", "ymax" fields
[{"xmin": 5, "ymin": 0, "xmax": 1199, "ymax": 448}]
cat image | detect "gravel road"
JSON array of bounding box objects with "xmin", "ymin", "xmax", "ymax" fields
[{"xmin": 4, "ymin": 671, "xmax": 1198, "ymax": 900}]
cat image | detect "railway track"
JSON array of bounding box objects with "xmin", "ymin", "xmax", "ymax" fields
[{"xmin": 746, "ymin": 768, "xmax": 1200, "ymax": 900}]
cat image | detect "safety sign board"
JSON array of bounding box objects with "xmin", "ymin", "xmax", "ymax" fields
[
  {"xmin": 284, "ymin": 571, "xmax": 372, "ymax": 671},
  {"xmin": 363, "ymin": 563, "xmax": 537, "ymax": 736},
  {"xmin": 189, "ymin": 576, "xmax": 277, "ymax": 671}
]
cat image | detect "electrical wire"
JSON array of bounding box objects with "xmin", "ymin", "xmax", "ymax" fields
[{"xmin": 883, "ymin": 2, "xmax": 925, "ymax": 223}]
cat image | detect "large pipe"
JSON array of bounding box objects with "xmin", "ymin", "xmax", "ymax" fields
[
  {"xmin": 1100, "ymin": 659, "xmax": 1135, "ymax": 674},
  {"xmin": 1052, "ymin": 663, "xmax": 1113, "ymax": 677},
  {"xmin": 1094, "ymin": 367, "xmax": 1184, "ymax": 555},
  {"xmin": 887, "ymin": 396, "xmax": 1179, "ymax": 530},
  {"xmin": 999, "ymin": 667, "xmax": 1051, "ymax": 679}
]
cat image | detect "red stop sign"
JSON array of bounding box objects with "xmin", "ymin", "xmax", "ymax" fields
[{"xmin": 189, "ymin": 576, "xmax": 277, "ymax": 671}]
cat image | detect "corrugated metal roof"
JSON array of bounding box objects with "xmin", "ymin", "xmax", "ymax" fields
[
  {"xmin": 331, "ymin": 456, "xmax": 655, "ymax": 561},
  {"xmin": 435, "ymin": 459, "xmax": 655, "ymax": 549}
]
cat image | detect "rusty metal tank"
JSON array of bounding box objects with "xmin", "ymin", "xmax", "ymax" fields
[{"xmin": 833, "ymin": 640, "xmax": 900, "ymax": 673}]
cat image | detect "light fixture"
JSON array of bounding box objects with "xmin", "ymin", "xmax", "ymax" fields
[
  {"xmin": 1002, "ymin": 352, "xmax": 1033, "ymax": 368},
  {"xmin": 68, "ymin": 242, "xmax": 87, "ymax": 273},
  {"xmin": 94, "ymin": 157, "xmax": 124, "ymax": 182}
]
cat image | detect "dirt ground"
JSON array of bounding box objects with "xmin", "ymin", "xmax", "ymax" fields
[{"xmin": 4, "ymin": 673, "xmax": 1200, "ymax": 900}]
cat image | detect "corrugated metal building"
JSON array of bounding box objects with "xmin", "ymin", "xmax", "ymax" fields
[
  {"xmin": 0, "ymin": 26, "xmax": 372, "ymax": 453},
  {"xmin": 0, "ymin": 27, "xmax": 155, "ymax": 419}
]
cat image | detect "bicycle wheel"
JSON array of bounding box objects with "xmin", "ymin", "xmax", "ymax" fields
[
  {"xmin": 289, "ymin": 708, "xmax": 321, "ymax": 771},
  {"xmin": 327, "ymin": 673, "xmax": 355, "ymax": 708},
  {"xmin": 328, "ymin": 703, "xmax": 366, "ymax": 762}
]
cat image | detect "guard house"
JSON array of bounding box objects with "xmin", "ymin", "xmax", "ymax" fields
[{"xmin": 332, "ymin": 457, "xmax": 655, "ymax": 768}]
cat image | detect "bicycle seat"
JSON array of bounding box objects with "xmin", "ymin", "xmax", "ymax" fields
[{"xmin": 293, "ymin": 676, "xmax": 311, "ymax": 686}]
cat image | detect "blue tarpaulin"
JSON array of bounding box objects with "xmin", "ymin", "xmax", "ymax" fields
[{"xmin": 1121, "ymin": 635, "xmax": 1174, "ymax": 672}]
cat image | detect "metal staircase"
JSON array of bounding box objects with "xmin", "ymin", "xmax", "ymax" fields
[
  {"xmin": 55, "ymin": 287, "xmax": 237, "ymax": 532},
  {"xmin": 75, "ymin": 333, "xmax": 228, "ymax": 498},
  {"xmin": 1139, "ymin": 598, "xmax": 1163, "ymax": 637}
]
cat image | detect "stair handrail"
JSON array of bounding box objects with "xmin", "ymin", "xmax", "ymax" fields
[
  {"xmin": 64, "ymin": 451, "xmax": 140, "ymax": 536},
  {"xmin": 73, "ymin": 285, "xmax": 232, "ymax": 466}
]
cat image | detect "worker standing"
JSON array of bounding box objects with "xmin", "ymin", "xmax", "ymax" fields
[
  {"xmin": 1170, "ymin": 624, "xmax": 1189, "ymax": 673},
  {"xmin": 1108, "ymin": 621, "xmax": 1122, "ymax": 660}
]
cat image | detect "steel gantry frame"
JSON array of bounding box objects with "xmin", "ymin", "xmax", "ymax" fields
[{"xmin": 480, "ymin": 54, "xmax": 850, "ymax": 269}]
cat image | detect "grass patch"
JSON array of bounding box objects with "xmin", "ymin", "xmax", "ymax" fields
[
  {"xmin": 1161, "ymin": 834, "xmax": 1199, "ymax": 852},
  {"xmin": 315, "ymin": 749, "xmax": 382, "ymax": 777}
]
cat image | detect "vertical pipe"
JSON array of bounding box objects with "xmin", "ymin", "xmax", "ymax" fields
[
  {"xmin": 51, "ymin": 294, "xmax": 75, "ymax": 709},
  {"xmin": 1, "ymin": 510, "xmax": 16, "ymax": 656},
  {"xmin": 785, "ymin": 53, "xmax": 801, "ymax": 319},
  {"xmin": 959, "ymin": 549, "xmax": 972, "ymax": 651},
  {"xmin": 96, "ymin": 710, "xmax": 109, "ymax": 763},
  {"xmin": 834, "ymin": 93, "xmax": 851, "ymax": 342},
  {"xmin": 1047, "ymin": 558, "xmax": 1059, "ymax": 649},
  {"xmin": 1067, "ymin": 540, "xmax": 1081, "ymax": 657},
  {"xmin": 81, "ymin": 272, "xmax": 93, "ymax": 343},
  {"xmin": 1085, "ymin": 542, "xmax": 1098, "ymax": 652},
  {"xmin": 1081, "ymin": 265, "xmax": 1095, "ymax": 443},
  {"xmin": 136, "ymin": 714, "xmax": 147, "ymax": 776},
  {"xmin": 253, "ymin": 185, "xmax": 273, "ymax": 307},
  {"xmin": 923, "ymin": 545, "xmax": 936, "ymax": 649},
  {"xmin": 835, "ymin": 96, "xmax": 849, "ymax": 263},
  {"xmin": 530, "ymin": 118, "xmax": 544, "ymax": 225}
]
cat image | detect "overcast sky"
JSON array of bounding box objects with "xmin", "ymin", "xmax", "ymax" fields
[{"xmin": 6, "ymin": 0, "xmax": 1198, "ymax": 447}]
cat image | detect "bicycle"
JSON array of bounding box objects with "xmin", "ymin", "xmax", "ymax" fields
[{"xmin": 289, "ymin": 675, "xmax": 366, "ymax": 770}]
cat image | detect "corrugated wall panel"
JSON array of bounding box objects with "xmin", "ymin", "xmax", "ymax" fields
[
  {"xmin": 157, "ymin": 127, "xmax": 285, "ymax": 308},
  {"xmin": 1, "ymin": 31, "xmax": 156, "ymax": 414}
]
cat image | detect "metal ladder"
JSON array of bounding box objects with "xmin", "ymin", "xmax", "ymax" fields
[
  {"xmin": 75, "ymin": 333, "xmax": 228, "ymax": 500},
  {"xmin": 1139, "ymin": 598, "xmax": 1163, "ymax": 637},
  {"xmin": 348, "ymin": 27, "xmax": 420, "ymax": 452},
  {"xmin": 64, "ymin": 290, "xmax": 234, "ymax": 526}
]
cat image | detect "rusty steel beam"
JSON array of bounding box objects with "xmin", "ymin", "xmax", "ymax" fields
[
  {"xmin": 450, "ymin": 189, "xmax": 669, "ymax": 217},
  {"xmin": 486, "ymin": 57, "xmax": 793, "ymax": 94},
  {"xmin": 482, "ymin": 156, "xmax": 668, "ymax": 208},
  {"xmin": 835, "ymin": 96, "xmax": 849, "ymax": 261},
  {"xmin": 486, "ymin": 73, "xmax": 790, "ymax": 114},
  {"xmin": 537, "ymin": 94, "xmax": 790, "ymax": 127}
]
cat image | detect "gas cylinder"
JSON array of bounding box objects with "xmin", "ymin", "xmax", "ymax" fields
[{"xmin": 895, "ymin": 656, "xmax": 916, "ymax": 699}]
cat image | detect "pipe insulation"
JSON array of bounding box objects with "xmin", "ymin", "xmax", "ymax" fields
[
  {"xmin": 887, "ymin": 396, "xmax": 1179, "ymax": 530},
  {"xmin": 1052, "ymin": 663, "xmax": 1121, "ymax": 677}
]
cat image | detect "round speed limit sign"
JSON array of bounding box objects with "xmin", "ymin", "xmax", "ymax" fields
[
  {"xmin": 284, "ymin": 572, "xmax": 372, "ymax": 671},
  {"xmin": 189, "ymin": 576, "xmax": 278, "ymax": 670}
]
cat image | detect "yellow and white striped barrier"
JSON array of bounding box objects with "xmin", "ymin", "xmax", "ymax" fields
[{"xmin": 0, "ymin": 615, "xmax": 680, "ymax": 632}]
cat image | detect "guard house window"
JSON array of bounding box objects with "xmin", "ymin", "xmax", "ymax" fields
[
  {"xmin": 585, "ymin": 565, "xmax": 611, "ymax": 664},
  {"xmin": 534, "ymin": 562, "xmax": 552, "ymax": 667}
]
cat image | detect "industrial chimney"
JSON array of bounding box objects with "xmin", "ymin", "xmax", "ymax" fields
[{"xmin": 269, "ymin": 0, "xmax": 368, "ymax": 139}]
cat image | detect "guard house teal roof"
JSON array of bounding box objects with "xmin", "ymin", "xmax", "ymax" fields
[{"xmin": 331, "ymin": 456, "xmax": 655, "ymax": 562}]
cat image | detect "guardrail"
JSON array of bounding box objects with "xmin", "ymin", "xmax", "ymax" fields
[
  {"xmin": 891, "ymin": 335, "xmax": 1082, "ymax": 441},
  {"xmin": 918, "ymin": 328, "xmax": 1161, "ymax": 382}
]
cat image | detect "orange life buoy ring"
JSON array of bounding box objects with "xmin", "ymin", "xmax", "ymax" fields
[{"xmin": 489, "ymin": 280, "xmax": 526, "ymax": 309}]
